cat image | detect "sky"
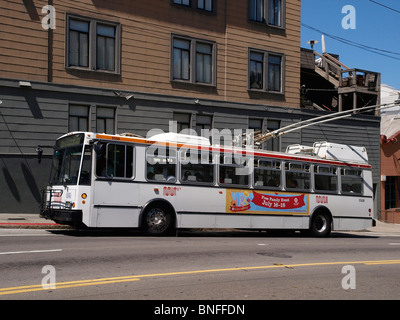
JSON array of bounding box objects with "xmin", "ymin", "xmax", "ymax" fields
[{"xmin": 301, "ymin": 0, "xmax": 400, "ymax": 90}]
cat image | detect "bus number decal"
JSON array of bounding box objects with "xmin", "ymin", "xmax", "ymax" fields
[
  {"xmin": 163, "ymin": 186, "xmax": 181, "ymax": 196},
  {"xmin": 316, "ymin": 196, "xmax": 328, "ymax": 204}
]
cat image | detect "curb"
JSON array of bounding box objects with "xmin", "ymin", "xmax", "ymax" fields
[{"xmin": 0, "ymin": 223, "xmax": 64, "ymax": 229}]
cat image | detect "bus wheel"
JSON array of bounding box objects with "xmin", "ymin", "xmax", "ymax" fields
[
  {"xmin": 310, "ymin": 211, "xmax": 332, "ymax": 237},
  {"xmin": 143, "ymin": 205, "xmax": 173, "ymax": 235}
]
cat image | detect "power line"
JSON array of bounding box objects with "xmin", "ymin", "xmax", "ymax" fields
[
  {"xmin": 368, "ymin": 0, "xmax": 400, "ymax": 14},
  {"xmin": 301, "ymin": 23, "xmax": 400, "ymax": 61}
]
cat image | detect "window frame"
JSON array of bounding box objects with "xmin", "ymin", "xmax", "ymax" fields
[
  {"xmin": 146, "ymin": 146, "xmax": 178, "ymax": 184},
  {"xmin": 314, "ymin": 165, "xmax": 338, "ymax": 194},
  {"xmin": 340, "ymin": 168, "xmax": 363, "ymax": 195},
  {"xmin": 172, "ymin": 0, "xmax": 216, "ymax": 13},
  {"xmin": 173, "ymin": 112, "xmax": 192, "ymax": 132},
  {"xmin": 218, "ymin": 154, "xmax": 251, "ymax": 187},
  {"xmin": 179, "ymin": 149, "xmax": 215, "ymax": 186},
  {"xmin": 195, "ymin": 114, "xmax": 213, "ymax": 136},
  {"xmin": 173, "ymin": 0, "xmax": 191, "ymax": 6},
  {"xmin": 249, "ymin": 0, "xmax": 285, "ymax": 29},
  {"xmin": 385, "ymin": 176, "xmax": 397, "ymax": 209},
  {"xmin": 266, "ymin": 119, "xmax": 280, "ymax": 151},
  {"xmin": 197, "ymin": 0, "xmax": 213, "ymax": 12},
  {"xmin": 68, "ymin": 105, "xmax": 90, "ymax": 132},
  {"xmin": 284, "ymin": 161, "xmax": 311, "ymax": 192},
  {"xmin": 171, "ymin": 35, "xmax": 217, "ymax": 87},
  {"xmin": 66, "ymin": 14, "xmax": 121, "ymax": 75},
  {"xmin": 96, "ymin": 107, "xmax": 116, "ymax": 135},
  {"xmin": 95, "ymin": 142, "xmax": 135, "ymax": 180},
  {"xmin": 253, "ymin": 159, "xmax": 282, "ymax": 190},
  {"xmin": 248, "ymin": 49, "xmax": 285, "ymax": 94}
]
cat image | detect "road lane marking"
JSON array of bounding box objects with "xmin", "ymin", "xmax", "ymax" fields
[
  {"xmin": 363, "ymin": 260, "xmax": 400, "ymax": 265},
  {"xmin": 1, "ymin": 259, "xmax": 400, "ymax": 296},
  {"xmin": 0, "ymin": 278, "xmax": 141, "ymax": 296},
  {"xmin": 0, "ymin": 249, "xmax": 62, "ymax": 255}
]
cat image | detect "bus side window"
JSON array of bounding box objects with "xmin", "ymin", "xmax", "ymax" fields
[
  {"xmin": 180, "ymin": 150, "xmax": 214, "ymax": 184},
  {"xmin": 146, "ymin": 146, "xmax": 177, "ymax": 183},
  {"xmin": 79, "ymin": 146, "xmax": 92, "ymax": 185},
  {"xmin": 96, "ymin": 143, "xmax": 134, "ymax": 179},
  {"xmin": 285, "ymin": 162, "xmax": 311, "ymax": 191},
  {"xmin": 341, "ymin": 169, "xmax": 363, "ymax": 194},
  {"xmin": 254, "ymin": 159, "xmax": 281, "ymax": 189},
  {"xmin": 314, "ymin": 166, "xmax": 337, "ymax": 192},
  {"xmin": 96, "ymin": 143, "xmax": 107, "ymax": 177},
  {"xmin": 218, "ymin": 154, "xmax": 250, "ymax": 186}
]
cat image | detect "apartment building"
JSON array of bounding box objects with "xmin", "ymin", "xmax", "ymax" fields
[{"xmin": 0, "ymin": 0, "xmax": 381, "ymax": 214}]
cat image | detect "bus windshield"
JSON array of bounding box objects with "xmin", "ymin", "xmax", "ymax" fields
[{"xmin": 49, "ymin": 134, "xmax": 91, "ymax": 186}]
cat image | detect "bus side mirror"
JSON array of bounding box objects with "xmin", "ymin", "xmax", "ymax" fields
[{"xmin": 94, "ymin": 142, "xmax": 105, "ymax": 159}]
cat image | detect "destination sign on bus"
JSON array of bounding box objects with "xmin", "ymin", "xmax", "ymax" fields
[{"xmin": 56, "ymin": 133, "xmax": 85, "ymax": 149}]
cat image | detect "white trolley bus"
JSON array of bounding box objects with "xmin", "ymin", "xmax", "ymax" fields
[{"xmin": 40, "ymin": 131, "xmax": 374, "ymax": 237}]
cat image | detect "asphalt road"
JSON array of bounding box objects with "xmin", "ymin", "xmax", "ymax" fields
[{"xmin": 0, "ymin": 228, "xmax": 399, "ymax": 304}]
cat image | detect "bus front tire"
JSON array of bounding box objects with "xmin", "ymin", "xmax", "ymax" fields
[
  {"xmin": 310, "ymin": 211, "xmax": 332, "ymax": 237},
  {"xmin": 142, "ymin": 205, "xmax": 174, "ymax": 236}
]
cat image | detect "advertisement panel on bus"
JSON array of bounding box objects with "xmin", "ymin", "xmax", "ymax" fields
[{"xmin": 226, "ymin": 189, "xmax": 309, "ymax": 215}]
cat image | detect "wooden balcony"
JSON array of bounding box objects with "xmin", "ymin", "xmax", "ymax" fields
[{"xmin": 310, "ymin": 51, "xmax": 381, "ymax": 115}]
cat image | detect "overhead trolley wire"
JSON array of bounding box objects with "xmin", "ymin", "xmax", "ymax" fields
[
  {"xmin": 368, "ymin": 0, "xmax": 400, "ymax": 15},
  {"xmin": 301, "ymin": 23, "xmax": 400, "ymax": 61}
]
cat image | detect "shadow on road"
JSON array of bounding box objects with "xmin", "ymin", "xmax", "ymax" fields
[{"xmin": 48, "ymin": 228, "xmax": 378, "ymax": 239}]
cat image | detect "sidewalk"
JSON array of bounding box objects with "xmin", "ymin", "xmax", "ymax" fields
[
  {"xmin": 0, "ymin": 213, "xmax": 62, "ymax": 228},
  {"xmin": 1, "ymin": 213, "xmax": 400, "ymax": 233}
]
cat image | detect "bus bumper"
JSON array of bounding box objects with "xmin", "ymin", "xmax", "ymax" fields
[{"xmin": 40, "ymin": 209, "xmax": 83, "ymax": 226}]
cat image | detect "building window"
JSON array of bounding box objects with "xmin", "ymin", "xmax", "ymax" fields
[
  {"xmin": 69, "ymin": 105, "xmax": 89, "ymax": 132},
  {"xmin": 96, "ymin": 24, "xmax": 116, "ymax": 71},
  {"xmin": 385, "ymin": 176, "xmax": 397, "ymax": 209},
  {"xmin": 268, "ymin": 54, "xmax": 282, "ymax": 92},
  {"xmin": 68, "ymin": 20, "xmax": 89, "ymax": 68},
  {"xmin": 268, "ymin": 0, "xmax": 283, "ymax": 26},
  {"xmin": 174, "ymin": 0, "xmax": 191, "ymax": 6},
  {"xmin": 172, "ymin": 35, "xmax": 216, "ymax": 86},
  {"xmin": 250, "ymin": 0, "xmax": 264, "ymax": 22},
  {"xmin": 196, "ymin": 43, "xmax": 213, "ymax": 83},
  {"xmin": 66, "ymin": 15, "xmax": 120, "ymax": 74},
  {"xmin": 195, "ymin": 114, "xmax": 212, "ymax": 135},
  {"xmin": 266, "ymin": 120, "xmax": 280, "ymax": 151},
  {"xmin": 173, "ymin": 0, "xmax": 214, "ymax": 12},
  {"xmin": 198, "ymin": 0, "xmax": 213, "ymax": 11},
  {"xmin": 249, "ymin": 0, "xmax": 284, "ymax": 28},
  {"xmin": 249, "ymin": 52, "xmax": 264, "ymax": 89},
  {"xmin": 249, "ymin": 49, "xmax": 284, "ymax": 93},
  {"xmin": 97, "ymin": 107, "xmax": 115, "ymax": 134},
  {"xmin": 173, "ymin": 39, "xmax": 191, "ymax": 81},
  {"xmin": 173, "ymin": 113, "xmax": 191, "ymax": 132}
]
